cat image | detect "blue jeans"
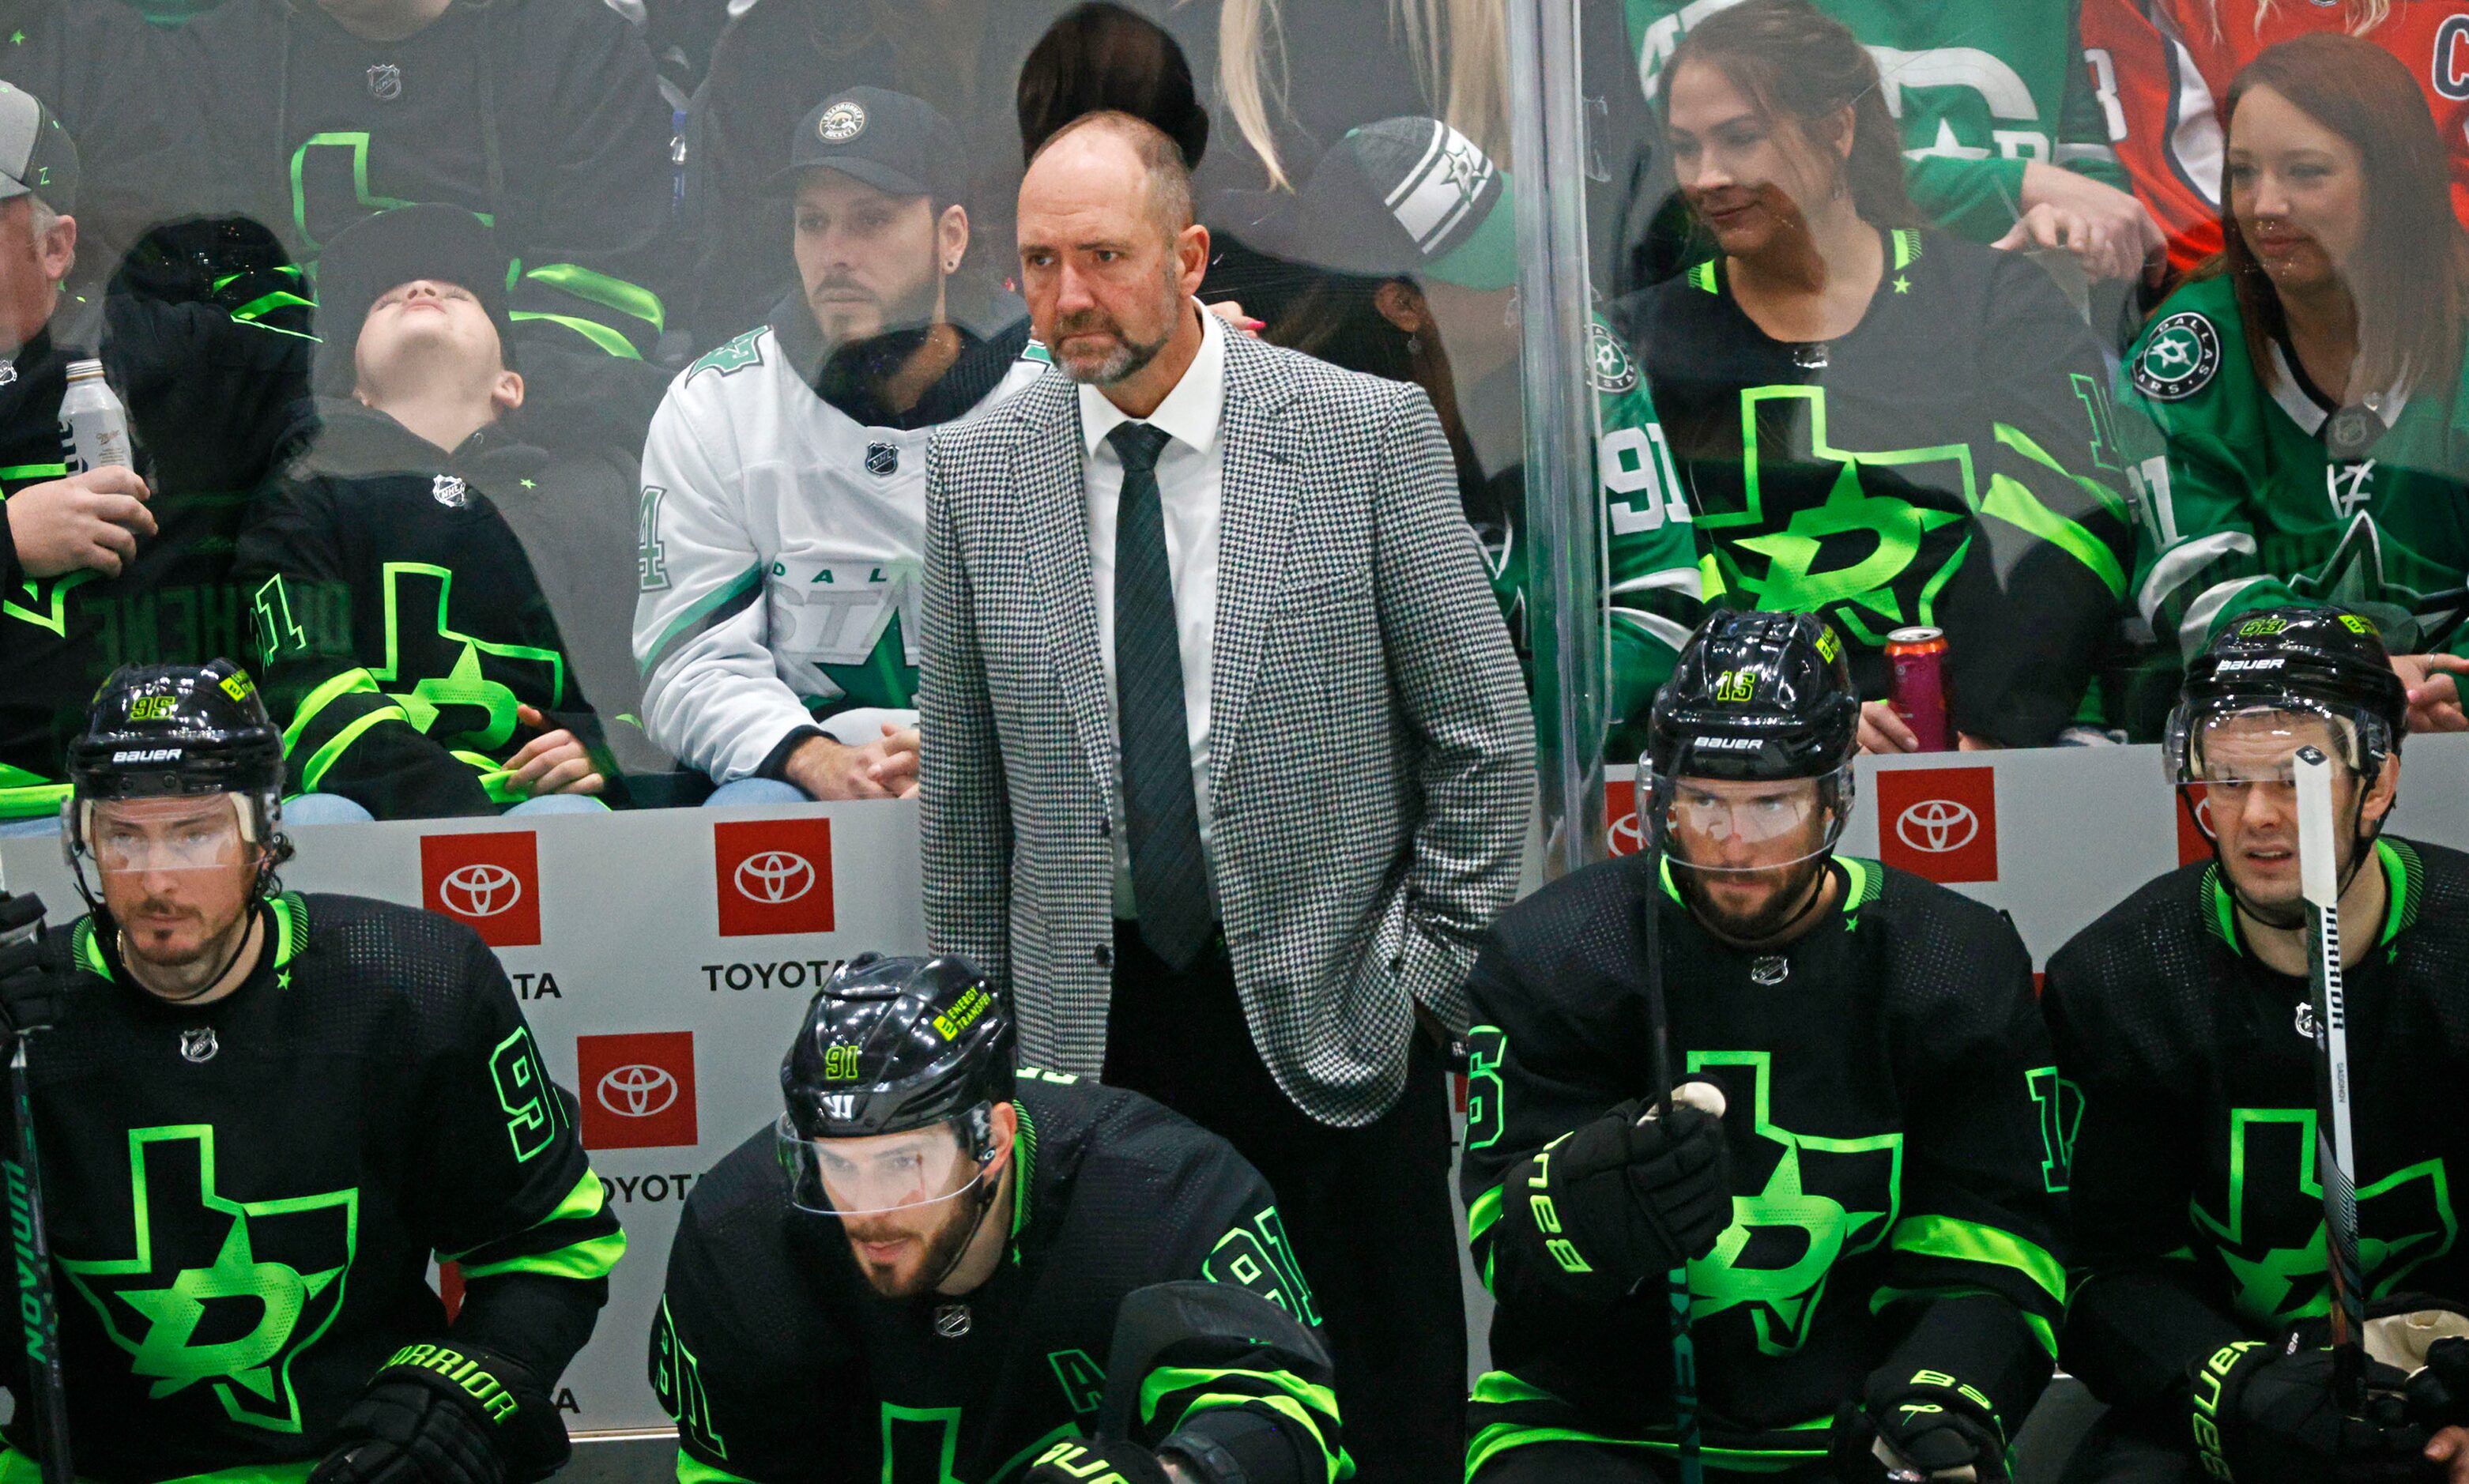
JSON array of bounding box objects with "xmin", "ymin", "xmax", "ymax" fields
[
  {"xmin": 0, "ymin": 814, "xmax": 59, "ymax": 838},
  {"xmin": 703, "ymin": 777, "xmax": 810, "ymax": 808},
  {"xmin": 281, "ymin": 793, "xmax": 612, "ymax": 826}
]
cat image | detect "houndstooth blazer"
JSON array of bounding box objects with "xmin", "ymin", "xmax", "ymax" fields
[{"xmin": 918, "ymin": 328, "xmax": 1533, "ymax": 1128}]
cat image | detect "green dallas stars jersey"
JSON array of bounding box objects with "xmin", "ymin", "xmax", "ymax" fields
[
  {"xmin": 2123, "ymin": 274, "xmax": 2469, "ymax": 664},
  {"xmin": 0, "ymin": 894, "xmax": 624, "ymax": 1484},
  {"xmin": 652, "ymin": 1075, "xmax": 1345, "ymax": 1484},
  {"xmin": 1627, "ymin": 0, "xmax": 2127, "ymax": 243},
  {"xmin": 1611, "ymin": 230, "xmax": 2135, "ymax": 746},
  {"xmin": 1461, "ymin": 853, "xmax": 2064, "ymax": 1475},
  {"xmin": 2045, "ymin": 839, "xmax": 2469, "ymax": 1422}
]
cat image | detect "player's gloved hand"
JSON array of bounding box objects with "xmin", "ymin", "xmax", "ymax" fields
[
  {"xmin": 311, "ymin": 1341, "xmax": 567, "ymax": 1484},
  {"xmin": 1513, "ymin": 1094, "xmax": 1729, "ymax": 1295},
  {"xmin": 1826, "ymin": 1366, "xmax": 2007, "ymax": 1482},
  {"xmin": 0, "ymin": 894, "xmax": 70, "ymax": 1037},
  {"xmin": 2188, "ymin": 1340, "xmax": 2430, "ymax": 1484},
  {"xmin": 1023, "ymin": 1437, "xmax": 1174, "ymax": 1484}
]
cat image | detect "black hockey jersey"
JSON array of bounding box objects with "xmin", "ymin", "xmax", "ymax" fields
[
  {"xmin": 0, "ymin": 893, "xmax": 623, "ymax": 1483},
  {"xmin": 1611, "ymin": 230, "xmax": 2135, "ymax": 746},
  {"xmin": 1461, "ymin": 853, "xmax": 2065, "ymax": 1475},
  {"xmin": 2046, "ymin": 838, "xmax": 2469, "ymax": 1420},
  {"xmin": 652, "ymin": 1073, "xmax": 1346, "ymax": 1484}
]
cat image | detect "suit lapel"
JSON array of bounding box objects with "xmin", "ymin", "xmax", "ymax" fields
[
  {"xmin": 1016, "ymin": 375, "xmax": 1121, "ymax": 803},
  {"xmin": 1208, "ymin": 336, "xmax": 1302, "ymax": 800}
]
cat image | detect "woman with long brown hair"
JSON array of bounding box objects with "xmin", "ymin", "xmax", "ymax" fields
[
  {"xmin": 1611, "ymin": 0, "xmax": 2134, "ymax": 754},
  {"xmin": 2124, "ymin": 33, "xmax": 2469, "ymax": 734}
]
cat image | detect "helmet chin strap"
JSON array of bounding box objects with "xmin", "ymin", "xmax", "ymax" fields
[{"xmin": 926, "ymin": 1150, "xmax": 1007, "ymax": 1296}]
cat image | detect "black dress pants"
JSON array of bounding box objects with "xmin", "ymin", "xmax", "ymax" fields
[{"xmin": 1103, "ymin": 922, "xmax": 1467, "ymax": 1484}]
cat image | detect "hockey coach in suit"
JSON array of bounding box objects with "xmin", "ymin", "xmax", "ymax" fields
[{"xmin": 918, "ymin": 110, "xmax": 1532, "ymax": 1484}]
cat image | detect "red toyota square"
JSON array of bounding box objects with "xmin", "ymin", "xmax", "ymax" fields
[
  {"xmin": 1875, "ymin": 766, "xmax": 2000, "ymax": 883},
  {"xmin": 576, "ymin": 1031, "xmax": 699, "ymax": 1151},
  {"xmin": 714, "ymin": 818, "xmax": 835, "ymax": 937},
  {"xmin": 2175, "ymin": 785, "xmax": 2217, "ymax": 868},
  {"xmin": 420, "ymin": 831, "xmax": 541, "ymax": 947},
  {"xmin": 1605, "ymin": 780, "xmax": 1646, "ymax": 857}
]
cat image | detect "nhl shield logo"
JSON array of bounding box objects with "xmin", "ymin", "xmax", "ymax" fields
[
  {"xmin": 432, "ymin": 474, "xmax": 469, "ymax": 509},
  {"xmin": 864, "ymin": 441, "xmax": 899, "ymax": 477},
  {"xmin": 367, "ymin": 63, "xmax": 403, "ymax": 102},
  {"xmin": 179, "ymin": 1027, "xmax": 218, "ymax": 1064}
]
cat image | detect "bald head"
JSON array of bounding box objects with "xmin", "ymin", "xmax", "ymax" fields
[
  {"xmin": 1024, "ymin": 110, "xmax": 1193, "ymax": 242},
  {"xmin": 1017, "ymin": 110, "xmax": 1209, "ymax": 409}
]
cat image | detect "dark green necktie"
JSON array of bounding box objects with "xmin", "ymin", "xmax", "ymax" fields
[{"xmin": 1108, "ymin": 422, "xmax": 1210, "ymax": 970}]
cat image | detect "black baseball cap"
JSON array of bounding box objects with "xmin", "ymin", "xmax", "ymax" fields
[
  {"xmin": 1227, "ymin": 115, "xmax": 1516, "ymax": 291},
  {"xmin": 0, "ymin": 82, "xmax": 77, "ymax": 217},
  {"xmin": 312, "ymin": 204, "xmax": 515, "ymax": 394},
  {"xmin": 769, "ymin": 87, "xmax": 967, "ymax": 204}
]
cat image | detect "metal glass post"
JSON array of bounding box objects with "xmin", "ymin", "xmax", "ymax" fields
[{"xmin": 1508, "ymin": 0, "xmax": 1608, "ymax": 874}]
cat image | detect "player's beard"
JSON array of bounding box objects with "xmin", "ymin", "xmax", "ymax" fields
[
  {"xmin": 1676, "ymin": 853, "xmax": 1830, "ymax": 945},
  {"xmin": 842, "ymin": 1193, "xmax": 983, "ymax": 1301}
]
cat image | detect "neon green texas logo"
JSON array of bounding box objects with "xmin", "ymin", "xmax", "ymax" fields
[
  {"xmin": 2192, "ymin": 1109, "xmax": 2453, "ymax": 1328},
  {"xmin": 61, "ymin": 1124, "xmax": 358, "ymax": 1433},
  {"xmin": 1685, "ymin": 1050, "xmax": 1902, "ymax": 1356}
]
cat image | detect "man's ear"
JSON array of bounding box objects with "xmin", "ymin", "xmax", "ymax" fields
[
  {"xmin": 938, "ymin": 202, "xmax": 970, "ymax": 276},
  {"xmin": 492, "ymin": 368, "xmax": 525, "ymax": 415},
  {"xmin": 1374, "ymin": 279, "xmax": 1428, "ymax": 336},
  {"xmin": 2364, "ymin": 752, "xmax": 2401, "ymax": 827},
  {"xmin": 41, "ymin": 210, "xmax": 75, "ymax": 286},
  {"xmin": 986, "ymin": 1100, "xmax": 1020, "ymax": 1167},
  {"xmin": 1173, "ymin": 221, "xmax": 1209, "ymax": 297}
]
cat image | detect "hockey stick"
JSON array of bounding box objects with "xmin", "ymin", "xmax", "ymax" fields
[
  {"xmin": 1638, "ymin": 847, "xmax": 1704, "ymax": 1484},
  {"xmin": 0, "ymin": 857, "xmax": 70, "ymax": 1484},
  {"xmin": 2294, "ymin": 745, "xmax": 2368, "ymax": 1414}
]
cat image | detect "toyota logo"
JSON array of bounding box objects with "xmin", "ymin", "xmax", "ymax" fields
[
  {"xmin": 2193, "ymin": 793, "xmax": 2216, "ymax": 838},
  {"xmin": 439, "ymin": 863, "xmax": 523, "ymax": 917},
  {"xmin": 1894, "ymin": 800, "xmax": 1980, "ymax": 853},
  {"xmin": 735, "ymin": 851, "xmax": 815, "ymax": 904},
  {"xmin": 1608, "ymin": 807, "xmax": 1643, "ymax": 855},
  {"xmin": 597, "ymin": 1064, "xmax": 679, "ymax": 1117}
]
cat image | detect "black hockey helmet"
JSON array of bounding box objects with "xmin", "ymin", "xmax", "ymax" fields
[
  {"xmin": 2168, "ymin": 605, "xmax": 2409, "ymax": 786},
  {"xmin": 782, "ymin": 953, "xmax": 1013, "ymax": 1140},
  {"xmin": 63, "ymin": 661, "xmax": 290, "ymax": 904},
  {"xmin": 1648, "ymin": 611, "xmax": 1860, "ymax": 782}
]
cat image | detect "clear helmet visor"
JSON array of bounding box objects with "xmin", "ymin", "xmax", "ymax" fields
[
  {"xmin": 2173, "ymin": 705, "xmax": 2369, "ymax": 847},
  {"xmin": 1652, "ymin": 766, "xmax": 1852, "ymax": 874},
  {"xmin": 81, "ymin": 795, "xmax": 252, "ymax": 876},
  {"xmin": 775, "ymin": 1113, "xmax": 985, "ymax": 1218}
]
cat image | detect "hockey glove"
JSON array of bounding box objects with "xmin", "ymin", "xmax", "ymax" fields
[
  {"xmin": 1508, "ymin": 1098, "xmax": 1729, "ymax": 1298},
  {"xmin": 1023, "ymin": 1437, "xmax": 1174, "ymax": 1484},
  {"xmin": 0, "ymin": 895, "xmax": 70, "ymax": 1038},
  {"xmin": 311, "ymin": 1341, "xmax": 567, "ymax": 1484},
  {"xmin": 2187, "ymin": 1339, "xmax": 2429, "ymax": 1484},
  {"xmin": 1827, "ymin": 1367, "xmax": 2007, "ymax": 1482}
]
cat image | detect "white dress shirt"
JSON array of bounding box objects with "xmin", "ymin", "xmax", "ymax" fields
[{"xmin": 1080, "ymin": 299, "xmax": 1228, "ymax": 917}]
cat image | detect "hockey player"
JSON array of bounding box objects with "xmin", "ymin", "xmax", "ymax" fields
[
  {"xmin": 634, "ymin": 88, "xmax": 1046, "ymax": 805},
  {"xmin": 0, "ymin": 659, "xmax": 624, "ymax": 1484},
  {"xmin": 2045, "ymin": 605, "xmax": 2469, "ymax": 1482},
  {"xmin": 650, "ymin": 953, "xmax": 1348, "ymax": 1484},
  {"xmin": 1461, "ymin": 610, "xmax": 2065, "ymax": 1481},
  {"xmin": 234, "ymin": 204, "xmax": 646, "ymax": 822},
  {"xmin": 2120, "ymin": 36, "xmax": 2469, "ymax": 733},
  {"xmin": 1627, "ymin": 0, "xmax": 2159, "ymax": 281},
  {"xmin": 1613, "ymin": 0, "xmax": 2136, "ymax": 749}
]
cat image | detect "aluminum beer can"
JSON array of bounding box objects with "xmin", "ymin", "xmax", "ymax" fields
[{"xmin": 1886, "ymin": 626, "xmax": 1952, "ymax": 752}]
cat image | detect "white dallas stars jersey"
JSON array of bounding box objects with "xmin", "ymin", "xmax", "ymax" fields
[{"xmin": 633, "ymin": 319, "xmax": 1047, "ymax": 783}]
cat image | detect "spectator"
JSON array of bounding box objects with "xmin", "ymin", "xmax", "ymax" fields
[
  {"xmin": 1016, "ymin": 1, "xmax": 1208, "ymax": 168},
  {"xmin": 1611, "ymin": 0, "xmax": 2135, "ymax": 751},
  {"xmin": 2124, "ymin": 35, "xmax": 2469, "ymax": 735},
  {"xmin": 1627, "ymin": 0, "xmax": 2162, "ymax": 284},
  {"xmin": 176, "ymin": 0, "xmax": 675, "ymax": 363},
  {"xmin": 233, "ymin": 204, "xmax": 626, "ymax": 823},
  {"xmin": 1237, "ymin": 115, "xmax": 1700, "ymax": 741},
  {"xmin": 682, "ymin": 0, "xmax": 1071, "ymax": 348},
  {"xmin": 635, "ymin": 89, "xmax": 1045, "ymax": 806},
  {"xmin": 920, "ymin": 111, "xmax": 1532, "ymax": 1484},
  {"xmin": 2086, "ymin": 0, "xmax": 2469, "ymax": 278},
  {"xmin": 0, "ymin": 87, "xmax": 308, "ymax": 835}
]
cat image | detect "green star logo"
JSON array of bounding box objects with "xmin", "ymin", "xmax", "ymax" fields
[
  {"xmin": 61, "ymin": 1126, "xmax": 357, "ymax": 1433},
  {"xmin": 372, "ymin": 562, "xmax": 565, "ymax": 747},
  {"xmin": 1891, "ymin": 276, "xmax": 1910, "ymax": 295},
  {"xmin": 1703, "ymin": 386, "xmax": 1973, "ymax": 642},
  {"xmin": 2191, "ymin": 1108, "xmax": 2453, "ymax": 1328},
  {"xmin": 1686, "ymin": 1050, "xmax": 1902, "ymax": 1355},
  {"xmin": 2285, "ymin": 511, "xmax": 2441, "ymax": 653}
]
